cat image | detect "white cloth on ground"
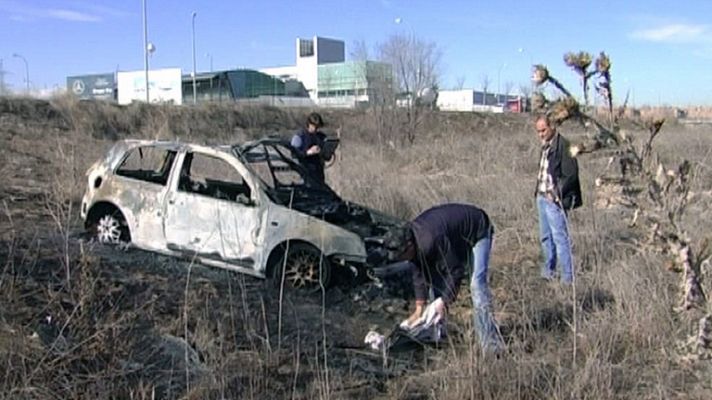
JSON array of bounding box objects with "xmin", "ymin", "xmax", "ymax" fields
[
  {"xmin": 399, "ymin": 297, "xmax": 446, "ymax": 343},
  {"xmin": 364, "ymin": 330, "xmax": 386, "ymax": 351}
]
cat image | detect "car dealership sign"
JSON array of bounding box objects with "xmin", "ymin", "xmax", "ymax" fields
[{"xmin": 66, "ymin": 73, "xmax": 116, "ymax": 101}]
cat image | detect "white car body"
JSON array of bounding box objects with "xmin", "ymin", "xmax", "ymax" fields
[{"xmin": 80, "ymin": 139, "xmax": 400, "ymax": 286}]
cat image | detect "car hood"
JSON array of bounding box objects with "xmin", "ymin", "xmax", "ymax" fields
[{"xmin": 282, "ymin": 191, "xmax": 404, "ymax": 267}]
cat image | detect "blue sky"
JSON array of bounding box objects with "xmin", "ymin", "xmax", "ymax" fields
[{"xmin": 1, "ymin": 0, "xmax": 711, "ymax": 106}]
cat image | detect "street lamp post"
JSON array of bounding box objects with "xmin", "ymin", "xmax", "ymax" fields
[
  {"xmin": 497, "ymin": 62, "xmax": 507, "ymax": 106},
  {"xmin": 191, "ymin": 11, "xmax": 197, "ymax": 104},
  {"xmin": 206, "ymin": 53, "xmax": 213, "ymax": 72},
  {"xmin": 142, "ymin": 0, "xmax": 149, "ymax": 102},
  {"xmin": 517, "ymin": 47, "xmax": 534, "ymax": 110},
  {"xmin": 12, "ymin": 53, "xmax": 29, "ymax": 94}
]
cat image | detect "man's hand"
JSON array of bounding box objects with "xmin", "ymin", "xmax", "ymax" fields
[
  {"xmin": 401, "ymin": 302, "xmax": 424, "ymax": 329},
  {"xmin": 546, "ymin": 192, "xmax": 560, "ymax": 204},
  {"xmin": 306, "ymin": 145, "xmax": 321, "ymax": 155},
  {"xmin": 400, "ymin": 298, "xmax": 447, "ymax": 330}
]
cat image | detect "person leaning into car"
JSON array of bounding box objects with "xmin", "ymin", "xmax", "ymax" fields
[
  {"xmin": 534, "ymin": 114, "xmax": 582, "ymax": 284},
  {"xmin": 290, "ymin": 112, "xmax": 331, "ymax": 183},
  {"xmin": 386, "ymin": 203, "xmax": 504, "ymax": 352}
]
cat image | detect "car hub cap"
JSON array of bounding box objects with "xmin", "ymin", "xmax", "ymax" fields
[
  {"xmin": 97, "ymin": 215, "xmax": 122, "ymax": 243},
  {"xmin": 284, "ymin": 250, "xmax": 322, "ymax": 289}
]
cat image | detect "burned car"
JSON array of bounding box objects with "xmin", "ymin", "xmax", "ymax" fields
[{"xmin": 80, "ymin": 138, "xmax": 404, "ymax": 291}]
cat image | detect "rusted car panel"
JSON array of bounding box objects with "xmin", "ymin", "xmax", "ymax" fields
[{"xmin": 81, "ymin": 138, "xmax": 403, "ymax": 289}]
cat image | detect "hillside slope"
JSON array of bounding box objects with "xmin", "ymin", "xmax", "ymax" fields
[{"xmin": 1, "ymin": 97, "xmax": 711, "ymax": 399}]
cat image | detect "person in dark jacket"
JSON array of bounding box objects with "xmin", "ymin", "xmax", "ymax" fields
[
  {"xmin": 534, "ymin": 114, "xmax": 582, "ymax": 284},
  {"xmin": 387, "ymin": 203, "xmax": 503, "ymax": 351},
  {"xmin": 290, "ymin": 112, "xmax": 330, "ymax": 183}
]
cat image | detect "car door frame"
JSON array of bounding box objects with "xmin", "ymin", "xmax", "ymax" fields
[
  {"xmin": 108, "ymin": 144, "xmax": 178, "ymax": 251},
  {"xmin": 162, "ymin": 147, "xmax": 269, "ymax": 273}
]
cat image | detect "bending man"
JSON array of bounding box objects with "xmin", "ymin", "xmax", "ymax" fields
[{"xmin": 387, "ymin": 203, "xmax": 503, "ymax": 352}]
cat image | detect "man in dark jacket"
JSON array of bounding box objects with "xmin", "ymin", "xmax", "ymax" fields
[
  {"xmin": 290, "ymin": 112, "xmax": 330, "ymax": 183},
  {"xmin": 387, "ymin": 203, "xmax": 503, "ymax": 351},
  {"xmin": 534, "ymin": 114, "xmax": 582, "ymax": 284}
]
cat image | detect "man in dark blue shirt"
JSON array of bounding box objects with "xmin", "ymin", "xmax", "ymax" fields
[
  {"xmin": 290, "ymin": 112, "xmax": 330, "ymax": 183},
  {"xmin": 387, "ymin": 203, "xmax": 503, "ymax": 351}
]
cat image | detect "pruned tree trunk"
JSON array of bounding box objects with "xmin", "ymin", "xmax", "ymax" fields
[{"xmin": 535, "ymin": 51, "xmax": 710, "ymax": 363}]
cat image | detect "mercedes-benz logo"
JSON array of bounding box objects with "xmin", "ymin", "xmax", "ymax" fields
[{"xmin": 72, "ymin": 80, "xmax": 85, "ymax": 95}]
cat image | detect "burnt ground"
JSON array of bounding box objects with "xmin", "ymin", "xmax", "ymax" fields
[
  {"xmin": 0, "ymin": 185, "xmax": 423, "ymax": 399},
  {"xmin": 1, "ymin": 231, "xmax": 422, "ymax": 399},
  {"xmin": 0, "ymin": 101, "xmax": 458, "ymax": 399}
]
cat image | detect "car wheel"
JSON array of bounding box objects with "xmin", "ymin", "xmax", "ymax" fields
[
  {"xmin": 272, "ymin": 243, "xmax": 331, "ymax": 293},
  {"xmin": 94, "ymin": 211, "xmax": 130, "ymax": 244}
]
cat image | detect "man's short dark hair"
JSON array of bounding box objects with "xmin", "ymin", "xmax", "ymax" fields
[
  {"xmin": 383, "ymin": 224, "xmax": 414, "ymax": 253},
  {"xmin": 306, "ymin": 112, "xmax": 324, "ymax": 128}
]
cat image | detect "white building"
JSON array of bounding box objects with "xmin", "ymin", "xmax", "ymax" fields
[
  {"xmin": 260, "ymin": 36, "xmax": 345, "ymax": 101},
  {"xmin": 260, "ymin": 36, "xmax": 392, "ymax": 108},
  {"xmin": 437, "ymin": 89, "xmax": 525, "ymax": 113}
]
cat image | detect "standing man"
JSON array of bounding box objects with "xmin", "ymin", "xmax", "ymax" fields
[
  {"xmin": 386, "ymin": 203, "xmax": 503, "ymax": 352},
  {"xmin": 534, "ymin": 114, "xmax": 582, "ymax": 284},
  {"xmin": 291, "ymin": 112, "xmax": 330, "ymax": 183}
]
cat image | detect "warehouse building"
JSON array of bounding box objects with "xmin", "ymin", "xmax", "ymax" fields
[
  {"xmin": 180, "ymin": 69, "xmax": 310, "ymax": 104},
  {"xmin": 437, "ymin": 89, "xmax": 527, "ymax": 113}
]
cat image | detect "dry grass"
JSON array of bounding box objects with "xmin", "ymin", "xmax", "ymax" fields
[{"xmin": 1, "ymin": 97, "xmax": 712, "ymax": 399}]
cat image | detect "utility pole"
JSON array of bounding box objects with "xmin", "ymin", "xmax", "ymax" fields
[
  {"xmin": 497, "ymin": 63, "xmax": 507, "ymax": 106},
  {"xmin": 142, "ymin": 0, "xmax": 150, "ymax": 102},
  {"xmin": 191, "ymin": 11, "xmax": 197, "ymax": 104},
  {"xmin": 206, "ymin": 53, "xmax": 213, "ymax": 72},
  {"xmin": 12, "ymin": 53, "xmax": 29, "ymax": 94}
]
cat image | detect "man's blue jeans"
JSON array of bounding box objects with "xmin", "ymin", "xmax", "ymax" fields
[
  {"xmin": 537, "ymin": 195, "xmax": 574, "ymax": 283},
  {"xmin": 470, "ymin": 229, "xmax": 503, "ymax": 351},
  {"xmin": 429, "ymin": 230, "xmax": 502, "ymax": 351}
]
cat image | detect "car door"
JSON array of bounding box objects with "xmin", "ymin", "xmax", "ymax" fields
[
  {"xmin": 112, "ymin": 145, "xmax": 176, "ymax": 250},
  {"xmin": 163, "ymin": 150, "xmax": 265, "ymax": 268}
]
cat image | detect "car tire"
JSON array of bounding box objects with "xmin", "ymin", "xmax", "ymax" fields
[
  {"xmin": 271, "ymin": 242, "xmax": 331, "ymax": 293},
  {"xmin": 93, "ymin": 210, "xmax": 130, "ymax": 244}
]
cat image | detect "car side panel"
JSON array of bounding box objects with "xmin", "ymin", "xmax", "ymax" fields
[
  {"xmin": 162, "ymin": 149, "xmax": 268, "ymax": 270},
  {"xmin": 259, "ymin": 202, "xmax": 367, "ymax": 273},
  {"xmin": 163, "ymin": 190, "xmax": 266, "ymax": 267},
  {"xmin": 96, "ymin": 175, "xmax": 170, "ymax": 250}
]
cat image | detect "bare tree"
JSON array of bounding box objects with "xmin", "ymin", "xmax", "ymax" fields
[
  {"xmin": 377, "ymin": 33, "xmax": 442, "ymax": 143},
  {"xmin": 454, "ymin": 75, "xmax": 466, "ymax": 90},
  {"xmin": 518, "ymin": 83, "xmax": 531, "ymax": 97},
  {"xmin": 480, "ymin": 74, "xmax": 491, "ymax": 105},
  {"xmin": 349, "ymin": 39, "xmax": 370, "ymax": 62},
  {"xmin": 504, "ymin": 81, "xmax": 514, "ymax": 98},
  {"xmin": 378, "ymin": 33, "xmax": 441, "ymax": 101},
  {"xmin": 533, "ymin": 53, "xmax": 712, "ymax": 362},
  {"xmin": 0, "ymin": 60, "xmax": 10, "ymax": 96}
]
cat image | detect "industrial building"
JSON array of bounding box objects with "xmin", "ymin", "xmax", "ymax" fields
[
  {"xmin": 437, "ymin": 89, "xmax": 526, "ymax": 113},
  {"xmin": 67, "ymin": 35, "xmax": 393, "ymax": 108},
  {"xmin": 180, "ymin": 69, "xmax": 310, "ymax": 103},
  {"xmin": 260, "ymin": 36, "xmax": 393, "ymax": 107}
]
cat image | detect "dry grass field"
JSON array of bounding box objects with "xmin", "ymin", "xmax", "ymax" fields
[{"xmin": 1, "ymin": 96, "xmax": 711, "ymax": 399}]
